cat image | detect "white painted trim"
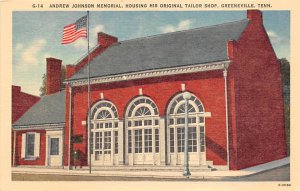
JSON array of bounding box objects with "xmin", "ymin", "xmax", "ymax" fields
[
  {"xmin": 22, "ymin": 132, "xmax": 37, "ymax": 160},
  {"xmin": 131, "ymin": 103, "xmax": 155, "ymax": 117},
  {"xmin": 90, "ymin": 101, "xmax": 120, "ymax": 166},
  {"xmin": 90, "ymin": 100, "xmax": 119, "ymax": 119},
  {"xmin": 13, "ymin": 123, "xmax": 65, "ymax": 130},
  {"xmin": 21, "ymin": 133, "xmax": 26, "ymax": 159},
  {"xmin": 166, "ymin": 92, "xmax": 209, "ymax": 166},
  {"xmin": 118, "ymin": 120, "xmax": 124, "ymax": 165},
  {"xmin": 12, "ymin": 130, "xmax": 17, "ymax": 166},
  {"xmin": 93, "ymin": 107, "xmax": 116, "ymax": 120},
  {"xmin": 181, "ymin": 83, "xmax": 186, "ymax": 91},
  {"xmin": 34, "ymin": 132, "xmax": 40, "ymax": 158},
  {"xmin": 159, "ymin": 118, "xmax": 166, "ymax": 165},
  {"xmin": 125, "ymin": 96, "xmax": 160, "ymax": 165},
  {"xmin": 46, "ymin": 130, "xmax": 64, "ymax": 167},
  {"xmin": 46, "ymin": 130, "xmax": 63, "ymax": 136},
  {"xmin": 167, "ymin": 92, "xmax": 206, "ymax": 115},
  {"xmin": 45, "ymin": 135, "xmax": 49, "ymax": 166},
  {"xmin": 62, "ymin": 122, "xmax": 65, "ymax": 169},
  {"xmin": 223, "ymin": 68, "xmax": 230, "ymax": 169},
  {"xmin": 66, "ymin": 61, "xmax": 230, "ymax": 87},
  {"xmin": 203, "ymin": 112, "xmax": 212, "ymax": 117},
  {"xmin": 68, "ymin": 87, "xmax": 72, "ymax": 170},
  {"xmin": 125, "ymin": 96, "xmax": 159, "ymax": 117}
]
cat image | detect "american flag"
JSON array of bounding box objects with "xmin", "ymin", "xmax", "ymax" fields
[{"xmin": 61, "ymin": 15, "xmax": 87, "ymax": 44}]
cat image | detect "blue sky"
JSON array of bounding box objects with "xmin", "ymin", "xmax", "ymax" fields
[{"xmin": 13, "ymin": 11, "xmax": 290, "ymax": 96}]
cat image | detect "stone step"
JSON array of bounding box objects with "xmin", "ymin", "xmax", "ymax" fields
[{"xmin": 76, "ymin": 165, "xmax": 215, "ymax": 172}]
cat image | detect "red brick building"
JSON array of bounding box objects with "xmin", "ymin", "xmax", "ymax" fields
[
  {"xmin": 12, "ymin": 10, "xmax": 287, "ymax": 170},
  {"xmin": 12, "ymin": 85, "xmax": 40, "ymax": 123},
  {"xmin": 12, "ymin": 59, "xmax": 65, "ymax": 167},
  {"xmin": 12, "ymin": 85, "xmax": 40, "ymax": 165}
]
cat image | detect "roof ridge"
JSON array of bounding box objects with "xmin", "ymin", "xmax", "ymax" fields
[
  {"xmin": 41, "ymin": 90, "xmax": 66, "ymax": 98},
  {"xmin": 67, "ymin": 19, "xmax": 248, "ymax": 72},
  {"xmin": 67, "ymin": 17, "xmax": 249, "ymax": 82},
  {"xmin": 120, "ymin": 19, "xmax": 249, "ymax": 44}
]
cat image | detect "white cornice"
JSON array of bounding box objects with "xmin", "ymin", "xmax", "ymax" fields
[
  {"xmin": 13, "ymin": 123, "xmax": 65, "ymax": 130},
  {"xmin": 66, "ymin": 60, "xmax": 230, "ymax": 87}
]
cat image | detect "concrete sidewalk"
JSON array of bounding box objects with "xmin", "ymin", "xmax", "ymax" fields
[{"xmin": 12, "ymin": 157, "xmax": 289, "ymax": 180}]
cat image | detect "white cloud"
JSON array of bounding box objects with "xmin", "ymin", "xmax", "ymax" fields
[
  {"xmin": 20, "ymin": 39, "xmax": 47, "ymax": 65},
  {"xmin": 92, "ymin": 25, "xmax": 105, "ymax": 36},
  {"xmin": 178, "ymin": 20, "xmax": 192, "ymax": 30},
  {"xmin": 267, "ymin": 30, "xmax": 278, "ymax": 38},
  {"xmin": 15, "ymin": 43, "xmax": 23, "ymax": 51},
  {"xmin": 72, "ymin": 24, "xmax": 105, "ymax": 49},
  {"xmin": 13, "ymin": 39, "xmax": 48, "ymax": 96},
  {"xmin": 267, "ymin": 30, "xmax": 281, "ymax": 44},
  {"xmin": 72, "ymin": 38, "xmax": 88, "ymax": 49},
  {"xmin": 43, "ymin": 53, "xmax": 51, "ymax": 59},
  {"xmin": 160, "ymin": 25, "xmax": 176, "ymax": 33},
  {"xmin": 159, "ymin": 20, "xmax": 192, "ymax": 33}
]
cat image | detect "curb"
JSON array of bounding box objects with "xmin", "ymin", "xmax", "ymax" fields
[
  {"xmin": 12, "ymin": 157, "xmax": 290, "ymax": 180},
  {"xmin": 12, "ymin": 164, "xmax": 289, "ymax": 180}
]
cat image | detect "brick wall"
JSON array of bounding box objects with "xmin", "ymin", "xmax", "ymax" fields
[
  {"xmin": 15, "ymin": 129, "xmax": 46, "ymax": 166},
  {"xmin": 12, "ymin": 86, "xmax": 40, "ymax": 123},
  {"xmin": 12, "ymin": 86, "xmax": 40, "ymax": 165},
  {"xmin": 64, "ymin": 70, "xmax": 228, "ymax": 166},
  {"xmin": 227, "ymin": 10, "xmax": 287, "ymax": 170}
]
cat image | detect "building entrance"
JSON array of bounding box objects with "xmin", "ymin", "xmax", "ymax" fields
[{"xmin": 125, "ymin": 96, "xmax": 160, "ymax": 165}]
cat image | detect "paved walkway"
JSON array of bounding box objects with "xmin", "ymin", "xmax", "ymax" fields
[{"xmin": 12, "ymin": 157, "xmax": 289, "ymax": 180}]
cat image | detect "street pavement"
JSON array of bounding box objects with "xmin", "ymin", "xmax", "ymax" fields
[
  {"xmin": 11, "ymin": 157, "xmax": 290, "ymax": 181},
  {"xmin": 11, "ymin": 164, "xmax": 290, "ymax": 181},
  {"xmin": 224, "ymin": 164, "xmax": 290, "ymax": 181}
]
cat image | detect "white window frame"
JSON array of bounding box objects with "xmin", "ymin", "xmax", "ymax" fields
[
  {"xmin": 21, "ymin": 132, "xmax": 40, "ymax": 160},
  {"xmin": 50, "ymin": 137, "xmax": 60, "ymax": 156},
  {"xmin": 167, "ymin": 93, "xmax": 206, "ymax": 155},
  {"xmin": 125, "ymin": 96, "xmax": 160, "ymax": 157},
  {"xmin": 90, "ymin": 100, "xmax": 119, "ymax": 163}
]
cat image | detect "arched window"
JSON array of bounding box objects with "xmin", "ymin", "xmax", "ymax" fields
[
  {"xmin": 125, "ymin": 96, "xmax": 160, "ymax": 165},
  {"xmin": 90, "ymin": 100, "xmax": 119, "ymax": 165},
  {"xmin": 167, "ymin": 92, "xmax": 206, "ymax": 165}
]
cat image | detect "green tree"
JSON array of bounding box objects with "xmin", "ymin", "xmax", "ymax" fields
[
  {"xmin": 279, "ymin": 58, "xmax": 290, "ymax": 155},
  {"xmin": 279, "ymin": 58, "xmax": 290, "ymax": 87},
  {"xmin": 39, "ymin": 65, "xmax": 66, "ymax": 96}
]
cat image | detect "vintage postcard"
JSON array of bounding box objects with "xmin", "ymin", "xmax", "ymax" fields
[{"xmin": 0, "ymin": 0, "xmax": 299, "ymax": 190}]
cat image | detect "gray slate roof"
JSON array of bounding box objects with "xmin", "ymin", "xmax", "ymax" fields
[
  {"xmin": 13, "ymin": 90, "xmax": 66, "ymax": 127},
  {"xmin": 68, "ymin": 19, "xmax": 249, "ymax": 81}
]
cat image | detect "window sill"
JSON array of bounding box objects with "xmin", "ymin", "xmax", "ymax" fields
[{"xmin": 23, "ymin": 157, "xmax": 38, "ymax": 161}]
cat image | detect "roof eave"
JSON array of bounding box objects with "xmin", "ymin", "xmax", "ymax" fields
[
  {"xmin": 13, "ymin": 122, "xmax": 65, "ymax": 130},
  {"xmin": 65, "ymin": 60, "xmax": 231, "ymax": 87}
]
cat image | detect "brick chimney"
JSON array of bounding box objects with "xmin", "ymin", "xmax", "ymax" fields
[
  {"xmin": 46, "ymin": 57, "xmax": 62, "ymax": 95},
  {"xmin": 97, "ymin": 32, "xmax": 118, "ymax": 47},
  {"xmin": 12, "ymin": 85, "xmax": 21, "ymax": 95},
  {"xmin": 247, "ymin": 10, "xmax": 263, "ymax": 24}
]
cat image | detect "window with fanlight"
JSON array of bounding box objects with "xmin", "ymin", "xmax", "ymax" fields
[
  {"xmin": 90, "ymin": 100, "xmax": 119, "ymax": 161},
  {"xmin": 126, "ymin": 97, "xmax": 160, "ymax": 155},
  {"xmin": 167, "ymin": 92, "xmax": 206, "ymax": 154}
]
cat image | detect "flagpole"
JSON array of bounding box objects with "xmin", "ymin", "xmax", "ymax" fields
[{"xmin": 87, "ymin": 10, "xmax": 92, "ymax": 174}]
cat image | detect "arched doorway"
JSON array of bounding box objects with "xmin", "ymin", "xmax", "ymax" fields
[
  {"xmin": 90, "ymin": 100, "xmax": 119, "ymax": 165},
  {"xmin": 167, "ymin": 92, "xmax": 206, "ymax": 166},
  {"xmin": 125, "ymin": 96, "xmax": 160, "ymax": 165}
]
